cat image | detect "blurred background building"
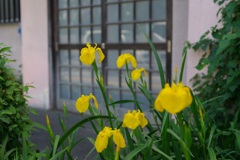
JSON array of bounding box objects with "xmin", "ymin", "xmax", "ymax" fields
[{"xmin": 0, "ymin": 0, "xmax": 218, "ymax": 114}]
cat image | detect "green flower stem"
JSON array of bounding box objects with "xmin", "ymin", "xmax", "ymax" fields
[
  {"xmin": 114, "ymin": 149, "xmax": 120, "ymax": 160},
  {"xmin": 92, "ymin": 61, "xmax": 113, "ymax": 128},
  {"xmin": 125, "ymin": 63, "xmax": 142, "ymax": 111},
  {"xmin": 177, "ymin": 112, "xmax": 184, "ymax": 137}
]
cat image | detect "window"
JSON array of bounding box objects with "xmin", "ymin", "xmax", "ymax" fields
[
  {"xmin": 0, "ymin": 0, "xmax": 20, "ymax": 23},
  {"xmin": 53, "ymin": 0, "xmax": 172, "ymax": 112}
]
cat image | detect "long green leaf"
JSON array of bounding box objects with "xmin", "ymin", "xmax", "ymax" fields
[
  {"xmin": 151, "ymin": 146, "xmax": 174, "ymax": 160},
  {"xmin": 0, "ymin": 136, "xmax": 8, "ymax": 157},
  {"xmin": 207, "ymin": 148, "xmax": 217, "ymax": 160},
  {"xmin": 57, "ymin": 115, "xmax": 114, "ymax": 149},
  {"xmin": 138, "ymin": 25, "xmax": 165, "ymax": 88},
  {"xmin": 124, "ymin": 144, "xmax": 148, "ymax": 160},
  {"xmin": 167, "ymin": 129, "xmax": 193, "ymax": 160},
  {"xmin": 207, "ymin": 125, "xmax": 216, "ymax": 148},
  {"xmin": 179, "ymin": 42, "xmax": 191, "ymax": 82}
]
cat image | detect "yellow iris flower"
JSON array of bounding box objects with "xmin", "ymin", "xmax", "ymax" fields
[
  {"xmin": 122, "ymin": 110, "xmax": 148, "ymax": 130},
  {"xmin": 95, "ymin": 127, "xmax": 126, "ymax": 153},
  {"xmin": 95, "ymin": 127, "xmax": 113, "ymax": 153},
  {"xmin": 80, "ymin": 43, "xmax": 105, "ymax": 65},
  {"xmin": 113, "ymin": 129, "xmax": 126, "ymax": 152},
  {"xmin": 154, "ymin": 82, "xmax": 193, "ymax": 114},
  {"xmin": 75, "ymin": 93, "xmax": 98, "ymax": 113},
  {"xmin": 116, "ymin": 53, "xmax": 137, "ymax": 69},
  {"xmin": 131, "ymin": 67, "xmax": 147, "ymax": 80}
]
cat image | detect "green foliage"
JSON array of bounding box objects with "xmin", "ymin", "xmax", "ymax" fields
[
  {"xmin": 0, "ymin": 43, "xmax": 33, "ymax": 158},
  {"xmin": 191, "ymin": 0, "xmax": 240, "ymax": 128}
]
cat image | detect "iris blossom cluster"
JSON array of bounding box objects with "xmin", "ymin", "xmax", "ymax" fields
[
  {"xmin": 116, "ymin": 53, "xmax": 147, "ymax": 81},
  {"xmin": 95, "ymin": 127, "xmax": 126, "ymax": 153},
  {"xmin": 122, "ymin": 110, "xmax": 148, "ymax": 130},
  {"xmin": 75, "ymin": 93, "xmax": 98, "ymax": 113},
  {"xmin": 154, "ymin": 82, "xmax": 192, "ymax": 114},
  {"xmin": 80, "ymin": 43, "xmax": 105, "ymax": 65}
]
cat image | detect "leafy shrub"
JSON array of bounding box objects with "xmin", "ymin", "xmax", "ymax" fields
[
  {"xmin": 0, "ymin": 43, "xmax": 33, "ymax": 157},
  {"xmin": 191, "ymin": 0, "xmax": 240, "ymax": 128}
]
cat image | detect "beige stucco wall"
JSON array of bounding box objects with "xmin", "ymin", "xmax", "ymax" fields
[
  {"xmin": 186, "ymin": 0, "xmax": 219, "ymax": 86},
  {"xmin": 172, "ymin": 0, "xmax": 189, "ymax": 84},
  {"xmin": 0, "ymin": 24, "xmax": 22, "ymax": 77},
  {"xmin": 21, "ymin": 0, "xmax": 50, "ymax": 109}
]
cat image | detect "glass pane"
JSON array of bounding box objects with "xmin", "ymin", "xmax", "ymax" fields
[
  {"xmin": 70, "ymin": 28, "xmax": 79, "ymax": 44},
  {"xmin": 152, "ymin": 0, "xmax": 166, "ymax": 20},
  {"xmin": 93, "ymin": 7, "xmax": 101, "ymax": 25},
  {"xmin": 81, "ymin": 8, "xmax": 90, "ymax": 25},
  {"xmin": 93, "ymin": 0, "xmax": 101, "ymax": 5},
  {"xmin": 59, "ymin": 10, "xmax": 68, "ymax": 26},
  {"xmin": 81, "ymin": 27, "xmax": 90, "ymax": 43},
  {"xmin": 107, "ymin": 25, "xmax": 119, "ymax": 43},
  {"xmin": 152, "ymin": 72, "xmax": 161, "ymax": 92},
  {"xmin": 81, "ymin": 0, "xmax": 90, "ymax": 6},
  {"xmin": 108, "ymin": 89, "xmax": 120, "ymax": 106},
  {"xmin": 71, "ymin": 68, "xmax": 80, "ymax": 83},
  {"xmin": 59, "ymin": 28, "xmax": 68, "ymax": 44},
  {"xmin": 121, "ymin": 3, "xmax": 133, "ymax": 22},
  {"xmin": 60, "ymin": 84, "xmax": 69, "ymax": 99},
  {"xmin": 121, "ymin": 24, "xmax": 133, "ymax": 43},
  {"xmin": 152, "ymin": 50, "xmax": 166, "ymax": 70},
  {"xmin": 152, "ymin": 22, "xmax": 166, "ymax": 43},
  {"xmin": 122, "ymin": 91, "xmax": 134, "ymax": 109},
  {"xmin": 94, "ymin": 88, "xmax": 102, "ymax": 105},
  {"xmin": 70, "ymin": 9, "xmax": 79, "ymax": 25},
  {"xmin": 93, "ymin": 27, "xmax": 101, "ymax": 43},
  {"xmin": 136, "ymin": 50, "xmax": 150, "ymax": 69},
  {"xmin": 70, "ymin": 0, "xmax": 79, "ymax": 7},
  {"xmin": 108, "ymin": 70, "xmax": 119, "ymax": 88},
  {"xmin": 107, "ymin": 50, "xmax": 118, "ymax": 68},
  {"xmin": 121, "ymin": 70, "xmax": 128, "ymax": 88},
  {"xmin": 82, "ymin": 69, "xmax": 92, "ymax": 85},
  {"xmin": 60, "ymin": 67, "xmax": 69, "ymax": 82},
  {"xmin": 82, "ymin": 86, "xmax": 92, "ymax": 94},
  {"xmin": 107, "ymin": 0, "xmax": 117, "ymax": 2},
  {"xmin": 137, "ymin": 93, "xmax": 149, "ymax": 111},
  {"xmin": 70, "ymin": 50, "xmax": 80, "ymax": 66},
  {"xmin": 71, "ymin": 85, "xmax": 80, "ymax": 100},
  {"xmin": 136, "ymin": 1, "xmax": 149, "ymax": 21},
  {"xmin": 107, "ymin": 4, "xmax": 118, "ymax": 23},
  {"xmin": 59, "ymin": 0, "xmax": 68, "ymax": 8},
  {"xmin": 59, "ymin": 50, "xmax": 69, "ymax": 65},
  {"xmin": 136, "ymin": 23, "xmax": 149, "ymax": 43}
]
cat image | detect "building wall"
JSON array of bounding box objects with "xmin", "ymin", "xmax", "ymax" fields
[
  {"xmin": 172, "ymin": 0, "xmax": 189, "ymax": 84},
  {"xmin": 186, "ymin": 0, "xmax": 219, "ymax": 86},
  {"xmin": 0, "ymin": 24, "xmax": 22, "ymax": 77},
  {"xmin": 21, "ymin": 0, "xmax": 51, "ymax": 109},
  {"xmin": 18, "ymin": 0, "xmax": 219, "ymax": 110}
]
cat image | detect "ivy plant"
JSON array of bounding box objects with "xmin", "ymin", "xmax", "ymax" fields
[{"xmin": 191, "ymin": 0, "xmax": 240, "ymax": 128}]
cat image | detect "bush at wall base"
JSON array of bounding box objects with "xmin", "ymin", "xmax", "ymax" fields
[{"xmin": 0, "ymin": 43, "xmax": 33, "ymax": 158}]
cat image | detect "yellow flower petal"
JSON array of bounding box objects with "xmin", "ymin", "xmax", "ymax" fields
[
  {"xmin": 154, "ymin": 83, "xmax": 193, "ymax": 114},
  {"xmin": 96, "ymin": 47, "xmax": 105, "ymax": 63},
  {"xmin": 113, "ymin": 129, "xmax": 126, "ymax": 150},
  {"xmin": 75, "ymin": 93, "xmax": 99, "ymax": 113},
  {"xmin": 131, "ymin": 68, "xmax": 147, "ymax": 81},
  {"xmin": 137, "ymin": 111, "xmax": 148, "ymax": 128},
  {"xmin": 95, "ymin": 131, "xmax": 109, "ymax": 153},
  {"xmin": 122, "ymin": 110, "xmax": 140, "ymax": 130},
  {"xmin": 90, "ymin": 93, "xmax": 99, "ymax": 109},
  {"xmin": 80, "ymin": 43, "xmax": 105, "ymax": 65},
  {"xmin": 75, "ymin": 95, "xmax": 90, "ymax": 113},
  {"xmin": 116, "ymin": 53, "xmax": 137, "ymax": 69},
  {"xmin": 95, "ymin": 127, "xmax": 113, "ymax": 153}
]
